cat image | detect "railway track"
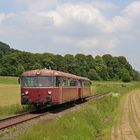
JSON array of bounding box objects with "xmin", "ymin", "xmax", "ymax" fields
[{"xmin": 0, "ymin": 92, "xmax": 109, "ymax": 131}]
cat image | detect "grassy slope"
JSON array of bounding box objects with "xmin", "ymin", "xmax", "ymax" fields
[{"xmin": 14, "ymin": 81, "xmax": 140, "ymax": 140}]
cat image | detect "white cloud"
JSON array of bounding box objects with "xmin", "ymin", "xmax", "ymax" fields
[
  {"xmin": 123, "ymin": 1, "xmax": 140, "ymax": 18},
  {"xmin": 0, "ymin": 1, "xmax": 140, "ymax": 58},
  {"xmin": 44, "ymin": 3, "xmax": 107, "ymax": 29}
]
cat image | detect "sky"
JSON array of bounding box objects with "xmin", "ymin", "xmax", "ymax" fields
[{"xmin": 0, "ymin": 0, "xmax": 140, "ymax": 71}]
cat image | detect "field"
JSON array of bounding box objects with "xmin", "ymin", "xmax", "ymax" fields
[
  {"xmin": 0, "ymin": 76, "xmax": 140, "ymax": 139},
  {"xmin": 0, "ymin": 76, "xmax": 18, "ymax": 84},
  {"xmin": 0, "ymin": 76, "xmax": 33, "ymax": 117}
]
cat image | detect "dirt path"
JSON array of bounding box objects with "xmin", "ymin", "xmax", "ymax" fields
[{"xmin": 111, "ymin": 90, "xmax": 140, "ymax": 140}]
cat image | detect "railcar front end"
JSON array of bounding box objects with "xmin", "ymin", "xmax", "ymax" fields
[{"xmin": 21, "ymin": 76, "xmax": 61, "ymax": 107}]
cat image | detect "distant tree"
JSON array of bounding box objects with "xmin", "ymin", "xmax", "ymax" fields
[
  {"xmin": 1, "ymin": 66, "xmax": 17, "ymax": 76},
  {"xmin": 41, "ymin": 53, "xmax": 56, "ymax": 69},
  {"xmin": 16, "ymin": 64, "xmax": 25, "ymax": 76},
  {"xmin": 64, "ymin": 54, "xmax": 75, "ymax": 73},
  {"xmin": 86, "ymin": 55, "xmax": 96, "ymax": 69},
  {"xmin": 31, "ymin": 63, "xmax": 42, "ymax": 70},
  {"xmin": 120, "ymin": 69, "xmax": 131, "ymax": 82},
  {"xmin": 53, "ymin": 55, "xmax": 66, "ymax": 71},
  {"xmin": 95, "ymin": 64, "xmax": 109, "ymax": 80},
  {"xmin": 131, "ymin": 69, "xmax": 140, "ymax": 81},
  {"xmin": 0, "ymin": 41, "xmax": 139, "ymax": 81},
  {"xmin": 0, "ymin": 42, "xmax": 11, "ymax": 59},
  {"xmin": 88, "ymin": 69, "xmax": 101, "ymax": 80},
  {"xmin": 74, "ymin": 54, "xmax": 89, "ymax": 76},
  {"xmin": 102, "ymin": 54, "xmax": 113, "ymax": 67},
  {"xmin": 95, "ymin": 55, "xmax": 104, "ymax": 65}
]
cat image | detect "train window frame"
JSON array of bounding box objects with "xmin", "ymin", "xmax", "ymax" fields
[
  {"xmin": 61, "ymin": 77, "xmax": 69, "ymax": 87},
  {"xmin": 69, "ymin": 78, "xmax": 78, "ymax": 87},
  {"xmin": 56, "ymin": 77, "xmax": 69, "ymax": 87}
]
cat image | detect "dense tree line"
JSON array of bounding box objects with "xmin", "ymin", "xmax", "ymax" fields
[{"xmin": 0, "ymin": 41, "xmax": 139, "ymax": 82}]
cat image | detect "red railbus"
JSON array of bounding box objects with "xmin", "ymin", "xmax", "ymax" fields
[{"xmin": 20, "ymin": 69, "xmax": 92, "ymax": 108}]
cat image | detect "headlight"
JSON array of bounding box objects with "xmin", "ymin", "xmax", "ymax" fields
[
  {"xmin": 48, "ymin": 91, "xmax": 52, "ymax": 95},
  {"xmin": 25, "ymin": 90, "xmax": 29, "ymax": 95}
]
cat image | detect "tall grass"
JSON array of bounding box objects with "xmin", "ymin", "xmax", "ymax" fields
[{"xmin": 15, "ymin": 95, "xmax": 119, "ymax": 140}]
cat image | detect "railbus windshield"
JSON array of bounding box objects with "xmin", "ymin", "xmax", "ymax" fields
[{"xmin": 21, "ymin": 76, "xmax": 55, "ymax": 87}]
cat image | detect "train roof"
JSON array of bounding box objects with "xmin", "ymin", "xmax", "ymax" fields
[{"xmin": 21, "ymin": 69, "xmax": 90, "ymax": 81}]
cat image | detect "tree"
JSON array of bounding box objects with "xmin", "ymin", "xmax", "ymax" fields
[
  {"xmin": 88, "ymin": 69, "xmax": 100, "ymax": 80},
  {"xmin": 16, "ymin": 64, "xmax": 25, "ymax": 76},
  {"xmin": 120, "ymin": 69, "xmax": 131, "ymax": 82},
  {"xmin": 31, "ymin": 63, "xmax": 42, "ymax": 70},
  {"xmin": 95, "ymin": 64, "xmax": 109, "ymax": 80},
  {"xmin": 53, "ymin": 55, "xmax": 66, "ymax": 71},
  {"xmin": 0, "ymin": 41, "xmax": 139, "ymax": 81},
  {"xmin": 86, "ymin": 55, "xmax": 96, "ymax": 69},
  {"xmin": 130, "ymin": 69, "xmax": 140, "ymax": 81},
  {"xmin": 102, "ymin": 54, "xmax": 113, "ymax": 67},
  {"xmin": 74, "ymin": 54, "xmax": 89, "ymax": 76},
  {"xmin": 64, "ymin": 54, "xmax": 75, "ymax": 73},
  {"xmin": 41, "ymin": 53, "xmax": 56, "ymax": 70}
]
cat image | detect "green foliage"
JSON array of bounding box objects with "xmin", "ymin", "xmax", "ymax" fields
[
  {"xmin": 16, "ymin": 64, "xmax": 25, "ymax": 76},
  {"xmin": 0, "ymin": 42, "xmax": 139, "ymax": 82},
  {"xmin": 88, "ymin": 69, "xmax": 100, "ymax": 80},
  {"xmin": 120, "ymin": 69, "xmax": 131, "ymax": 82}
]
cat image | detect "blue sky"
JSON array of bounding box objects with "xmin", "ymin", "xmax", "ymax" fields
[{"xmin": 0, "ymin": 0, "xmax": 140, "ymax": 71}]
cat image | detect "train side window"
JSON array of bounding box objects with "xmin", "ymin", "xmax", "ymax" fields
[
  {"xmin": 62, "ymin": 78, "xmax": 68, "ymax": 87},
  {"xmin": 69, "ymin": 79, "xmax": 78, "ymax": 87}
]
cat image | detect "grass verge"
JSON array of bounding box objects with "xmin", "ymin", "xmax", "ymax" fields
[
  {"xmin": 13, "ymin": 81, "xmax": 140, "ymax": 140},
  {"xmin": 0, "ymin": 104, "xmax": 34, "ymax": 118},
  {"xmin": 14, "ymin": 95, "xmax": 119, "ymax": 140}
]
